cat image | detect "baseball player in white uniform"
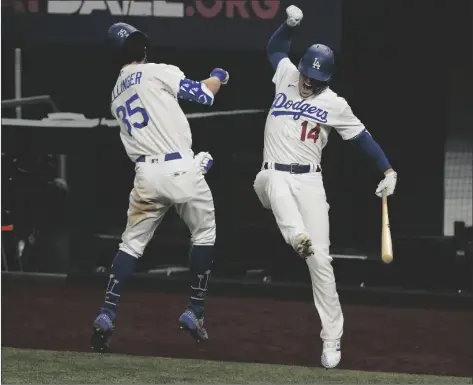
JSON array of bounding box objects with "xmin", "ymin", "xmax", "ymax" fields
[
  {"xmin": 91, "ymin": 23, "xmax": 229, "ymax": 353},
  {"xmin": 253, "ymin": 6, "xmax": 398, "ymax": 368}
]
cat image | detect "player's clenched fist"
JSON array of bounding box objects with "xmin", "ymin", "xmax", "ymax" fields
[
  {"xmin": 376, "ymin": 171, "xmax": 397, "ymax": 197},
  {"xmin": 195, "ymin": 152, "xmax": 214, "ymax": 175},
  {"xmin": 210, "ymin": 68, "xmax": 230, "ymax": 85},
  {"xmin": 286, "ymin": 5, "xmax": 303, "ymax": 27}
]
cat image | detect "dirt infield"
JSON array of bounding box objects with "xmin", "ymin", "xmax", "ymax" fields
[{"xmin": 2, "ymin": 280, "xmax": 472, "ymax": 377}]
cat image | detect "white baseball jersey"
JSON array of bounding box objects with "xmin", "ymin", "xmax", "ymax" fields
[
  {"xmin": 110, "ymin": 63, "xmax": 191, "ymax": 162},
  {"xmin": 264, "ymin": 57, "xmax": 365, "ymax": 165}
]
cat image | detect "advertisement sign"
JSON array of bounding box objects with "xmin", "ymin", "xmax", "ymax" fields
[{"xmin": 2, "ymin": 0, "xmax": 341, "ymax": 51}]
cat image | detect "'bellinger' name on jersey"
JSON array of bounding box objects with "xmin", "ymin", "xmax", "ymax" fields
[
  {"xmin": 110, "ymin": 63, "xmax": 191, "ymax": 162},
  {"xmin": 264, "ymin": 58, "xmax": 365, "ymax": 166}
]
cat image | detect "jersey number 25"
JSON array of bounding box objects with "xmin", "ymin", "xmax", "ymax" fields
[
  {"xmin": 116, "ymin": 93, "xmax": 150, "ymax": 136},
  {"xmin": 300, "ymin": 121, "xmax": 320, "ymax": 143}
]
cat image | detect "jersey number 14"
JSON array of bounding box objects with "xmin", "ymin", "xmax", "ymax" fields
[
  {"xmin": 116, "ymin": 93, "xmax": 150, "ymax": 136},
  {"xmin": 300, "ymin": 121, "xmax": 321, "ymax": 143}
]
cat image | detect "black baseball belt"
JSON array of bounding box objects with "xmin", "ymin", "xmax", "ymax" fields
[{"xmin": 263, "ymin": 162, "xmax": 321, "ymax": 174}]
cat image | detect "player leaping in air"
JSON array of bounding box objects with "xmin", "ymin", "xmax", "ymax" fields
[
  {"xmin": 253, "ymin": 5, "xmax": 398, "ymax": 369},
  {"xmin": 91, "ymin": 23, "xmax": 229, "ymax": 353}
]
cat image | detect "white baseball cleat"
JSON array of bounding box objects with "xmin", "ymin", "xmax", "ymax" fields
[
  {"xmin": 321, "ymin": 340, "xmax": 341, "ymax": 369},
  {"xmin": 294, "ymin": 233, "xmax": 314, "ymax": 259}
]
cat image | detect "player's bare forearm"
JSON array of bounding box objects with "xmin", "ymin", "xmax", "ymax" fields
[
  {"xmin": 202, "ymin": 77, "xmax": 222, "ymax": 96},
  {"xmin": 205, "ymin": 68, "xmax": 229, "ymax": 95}
]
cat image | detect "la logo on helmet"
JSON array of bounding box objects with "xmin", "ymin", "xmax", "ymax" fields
[{"xmin": 312, "ymin": 58, "xmax": 321, "ymax": 70}]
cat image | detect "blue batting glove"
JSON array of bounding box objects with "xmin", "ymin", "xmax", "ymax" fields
[{"xmin": 210, "ymin": 68, "xmax": 229, "ymax": 85}]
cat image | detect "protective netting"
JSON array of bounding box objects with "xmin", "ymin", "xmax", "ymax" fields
[{"xmin": 444, "ymin": 138, "xmax": 473, "ymax": 236}]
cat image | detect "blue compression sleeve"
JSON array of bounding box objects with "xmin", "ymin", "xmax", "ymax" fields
[
  {"xmin": 351, "ymin": 130, "xmax": 392, "ymax": 173},
  {"xmin": 267, "ymin": 23, "xmax": 296, "ymax": 70},
  {"xmin": 178, "ymin": 78, "xmax": 214, "ymax": 106}
]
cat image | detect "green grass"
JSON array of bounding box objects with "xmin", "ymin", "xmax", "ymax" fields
[{"xmin": 1, "ymin": 347, "xmax": 470, "ymax": 384}]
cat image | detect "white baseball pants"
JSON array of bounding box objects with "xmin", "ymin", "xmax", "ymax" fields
[
  {"xmin": 119, "ymin": 151, "xmax": 216, "ymax": 259},
  {"xmin": 254, "ymin": 167, "xmax": 343, "ymax": 342}
]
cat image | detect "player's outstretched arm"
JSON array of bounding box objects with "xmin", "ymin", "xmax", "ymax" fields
[
  {"xmin": 267, "ymin": 5, "xmax": 303, "ymax": 70},
  {"xmin": 177, "ymin": 68, "xmax": 229, "ymax": 106}
]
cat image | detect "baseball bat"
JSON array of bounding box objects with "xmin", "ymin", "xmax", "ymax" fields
[{"xmin": 381, "ymin": 190, "xmax": 393, "ymax": 264}]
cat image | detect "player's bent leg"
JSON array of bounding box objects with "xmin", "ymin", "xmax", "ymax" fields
[
  {"xmin": 175, "ymin": 177, "xmax": 215, "ymax": 342},
  {"xmin": 254, "ymin": 170, "xmax": 311, "ymax": 257},
  {"xmin": 91, "ymin": 188, "xmax": 169, "ymax": 353}
]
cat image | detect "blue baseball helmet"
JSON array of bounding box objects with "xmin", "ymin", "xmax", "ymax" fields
[
  {"xmin": 298, "ymin": 44, "xmax": 335, "ymax": 83},
  {"xmin": 107, "ymin": 22, "xmax": 149, "ymax": 50}
]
